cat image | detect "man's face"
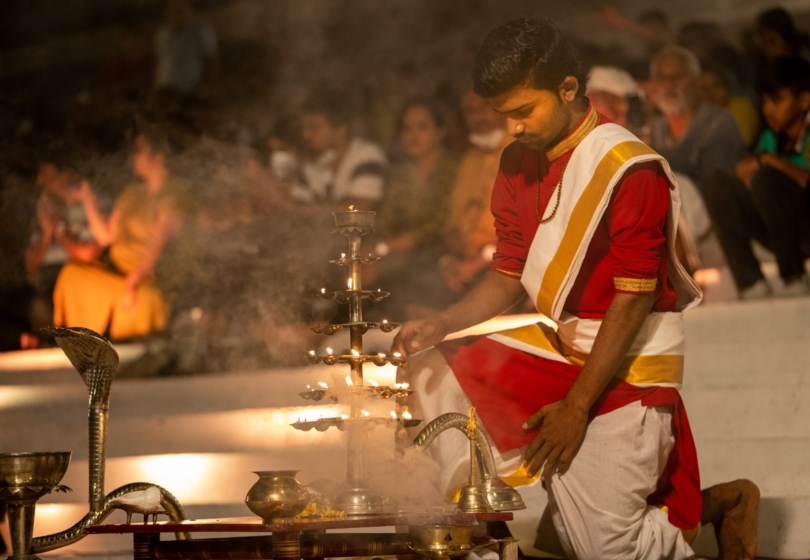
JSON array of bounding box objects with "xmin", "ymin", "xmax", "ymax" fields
[
  {"xmin": 587, "ymin": 91, "xmax": 627, "ymax": 127},
  {"xmin": 761, "ymin": 88, "xmax": 810, "ymax": 132},
  {"xmin": 301, "ymin": 113, "xmax": 339, "ymax": 154},
  {"xmin": 460, "ymin": 90, "xmax": 504, "ymax": 135},
  {"xmin": 650, "ymin": 54, "xmax": 699, "ymax": 116},
  {"xmin": 489, "ymin": 84, "xmax": 572, "ymax": 151},
  {"xmin": 760, "ymin": 29, "xmax": 791, "ymax": 60},
  {"xmin": 699, "ymin": 70, "xmax": 730, "ymax": 107}
]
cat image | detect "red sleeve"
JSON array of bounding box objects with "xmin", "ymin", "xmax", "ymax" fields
[
  {"xmin": 490, "ymin": 147, "xmax": 528, "ymax": 279},
  {"xmin": 608, "ymin": 162, "xmax": 670, "ymax": 294}
]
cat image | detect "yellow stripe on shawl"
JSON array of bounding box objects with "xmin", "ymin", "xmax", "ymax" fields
[{"xmin": 537, "ymin": 141, "xmax": 659, "ymax": 317}]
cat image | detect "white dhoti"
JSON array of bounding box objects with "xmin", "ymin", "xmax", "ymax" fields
[{"xmin": 402, "ymin": 348, "xmax": 694, "ymax": 560}]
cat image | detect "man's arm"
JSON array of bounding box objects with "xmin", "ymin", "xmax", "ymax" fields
[
  {"xmin": 522, "ymin": 291, "xmax": 653, "ymax": 480},
  {"xmin": 392, "ymin": 270, "xmax": 525, "ymax": 358},
  {"xmin": 760, "ymin": 153, "xmax": 810, "ymax": 187}
]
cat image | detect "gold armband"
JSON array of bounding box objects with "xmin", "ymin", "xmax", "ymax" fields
[{"xmin": 613, "ymin": 277, "xmax": 657, "ymax": 293}]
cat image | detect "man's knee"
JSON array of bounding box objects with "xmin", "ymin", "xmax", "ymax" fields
[{"xmin": 750, "ymin": 165, "xmax": 799, "ymax": 212}]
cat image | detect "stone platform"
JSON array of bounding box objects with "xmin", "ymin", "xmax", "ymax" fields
[{"xmin": 1, "ymin": 298, "xmax": 808, "ymax": 558}]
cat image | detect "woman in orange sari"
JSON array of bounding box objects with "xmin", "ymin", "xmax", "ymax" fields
[{"xmin": 53, "ymin": 130, "xmax": 185, "ymax": 340}]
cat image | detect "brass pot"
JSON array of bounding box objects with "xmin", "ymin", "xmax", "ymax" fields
[
  {"xmin": 408, "ymin": 524, "xmax": 475, "ymax": 553},
  {"xmin": 245, "ymin": 470, "xmax": 310, "ymax": 522}
]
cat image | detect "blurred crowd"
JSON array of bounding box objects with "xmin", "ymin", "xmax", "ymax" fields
[{"xmin": 1, "ymin": 0, "xmax": 809, "ymax": 374}]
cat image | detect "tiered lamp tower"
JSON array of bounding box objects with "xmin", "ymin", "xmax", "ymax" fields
[{"xmin": 292, "ymin": 208, "xmax": 419, "ymax": 515}]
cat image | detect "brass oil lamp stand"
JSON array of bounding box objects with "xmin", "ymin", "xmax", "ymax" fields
[{"xmin": 292, "ymin": 208, "xmax": 420, "ymax": 515}]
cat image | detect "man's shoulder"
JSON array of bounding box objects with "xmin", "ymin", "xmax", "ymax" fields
[{"xmin": 347, "ymin": 138, "xmax": 388, "ymax": 165}]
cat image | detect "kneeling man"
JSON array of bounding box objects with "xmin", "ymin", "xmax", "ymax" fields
[{"xmin": 393, "ymin": 18, "xmax": 758, "ymax": 560}]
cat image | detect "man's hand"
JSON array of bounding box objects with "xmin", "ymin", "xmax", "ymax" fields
[
  {"xmin": 522, "ymin": 399, "xmax": 589, "ymax": 481},
  {"xmin": 391, "ymin": 315, "xmax": 450, "ymax": 363},
  {"xmin": 735, "ymin": 156, "xmax": 760, "ymax": 189}
]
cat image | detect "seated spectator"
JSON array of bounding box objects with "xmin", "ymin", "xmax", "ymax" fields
[
  {"xmin": 585, "ymin": 66, "xmax": 646, "ymax": 135},
  {"xmin": 708, "ymin": 57, "xmax": 810, "ymax": 298},
  {"xmin": 699, "ymin": 59, "xmax": 760, "ymax": 148},
  {"xmin": 375, "ymin": 99, "xmax": 459, "ymax": 317},
  {"xmin": 648, "ymin": 46, "xmax": 745, "ymax": 193},
  {"xmin": 756, "ymin": 8, "xmax": 808, "ymax": 61},
  {"xmin": 53, "ymin": 129, "xmax": 187, "ymax": 340},
  {"xmin": 440, "ymin": 89, "xmax": 510, "ymax": 294},
  {"xmin": 154, "ymin": 0, "xmax": 219, "ymax": 99},
  {"xmin": 26, "ymin": 158, "xmax": 103, "ymax": 333},
  {"xmin": 294, "ymin": 92, "xmax": 388, "ymax": 209}
]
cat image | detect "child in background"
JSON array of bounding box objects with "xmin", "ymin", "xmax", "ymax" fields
[{"xmin": 730, "ymin": 56, "xmax": 810, "ymax": 298}]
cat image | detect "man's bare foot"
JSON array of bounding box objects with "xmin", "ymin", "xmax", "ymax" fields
[{"xmin": 701, "ymin": 479, "xmax": 760, "ymax": 560}]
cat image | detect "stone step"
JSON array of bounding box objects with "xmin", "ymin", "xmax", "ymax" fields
[
  {"xmin": 696, "ymin": 438, "xmax": 810, "ymax": 499},
  {"xmin": 683, "ymin": 297, "xmax": 810, "ymax": 389},
  {"xmin": 682, "ymin": 385, "xmax": 810, "ymax": 439}
]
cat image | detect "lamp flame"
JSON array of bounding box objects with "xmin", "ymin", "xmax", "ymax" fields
[
  {"xmin": 393, "ymin": 352, "xmax": 402, "ymax": 358},
  {"xmin": 345, "ymin": 375, "xmax": 353, "ymax": 387},
  {"xmin": 348, "ymin": 205, "xmax": 355, "ymax": 211},
  {"xmin": 351, "ymin": 349, "xmax": 360, "ymax": 357},
  {"xmin": 348, "ymin": 278, "xmax": 353, "ymax": 290},
  {"xmin": 318, "ymin": 381, "xmax": 328, "ymax": 389},
  {"xmin": 326, "ymin": 347, "xmax": 333, "ymax": 355},
  {"xmin": 361, "ymin": 410, "xmax": 370, "ymax": 417},
  {"xmin": 390, "ymin": 411, "xmax": 397, "ymax": 419},
  {"xmin": 402, "ymin": 411, "xmax": 412, "ymax": 420},
  {"xmin": 369, "ymin": 379, "xmax": 379, "ymax": 387}
]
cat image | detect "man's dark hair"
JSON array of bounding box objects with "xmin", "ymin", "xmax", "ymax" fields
[
  {"xmin": 301, "ymin": 90, "xmax": 353, "ymax": 128},
  {"xmin": 757, "ymin": 8, "xmax": 802, "ymax": 49},
  {"xmin": 756, "ymin": 56, "xmax": 810, "ymax": 96},
  {"xmin": 472, "ymin": 18, "xmax": 587, "ymax": 99}
]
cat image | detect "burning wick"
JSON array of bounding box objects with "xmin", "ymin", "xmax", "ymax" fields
[
  {"xmin": 348, "ymin": 278, "xmax": 353, "ymax": 290},
  {"xmin": 345, "ymin": 375, "xmax": 354, "ymax": 387},
  {"xmin": 318, "ymin": 381, "xmax": 328, "ymax": 389},
  {"xmin": 320, "ymin": 288, "xmax": 326, "ymax": 294},
  {"xmin": 341, "ymin": 253, "xmax": 346, "ymax": 258},
  {"xmin": 401, "ymin": 382, "xmax": 409, "ymax": 389},
  {"xmin": 402, "ymin": 411, "xmax": 413, "ymax": 420},
  {"xmin": 306, "ymin": 384, "xmax": 311, "ymax": 390},
  {"xmin": 348, "ymin": 205, "xmax": 356, "ymax": 211},
  {"xmin": 390, "ymin": 411, "xmax": 397, "ymax": 419},
  {"xmin": 351, "ymin": 349, "xmax": 360, "ymax": 358},
  {"xmin": 377, "ymin": 352, "xmax": 386, "ymax": 358},
  {"xmin": 361, "ymin": 410, "xmax": 371, "ymax": 417},
  {"xmin": 369, "ymin": 379, "xmax": 379, "ymax": 387},
  {"xmin": 326, "ymin": 347, "xmax": 333, "ymax": 355},
  {"xmin": 393, "ymin": 352, "xmax": 402, "ymax": 359},
  {"xmin": 381, "ymin": 319, "xmax": 388, "ymax": 324},
  {"xmin": 309, "ymin": 350, "xmax": 316, "ymax": 356}
]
